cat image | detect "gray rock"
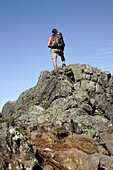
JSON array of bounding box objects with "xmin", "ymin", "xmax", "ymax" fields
[{"xmin": 1, "ymin": 63, "xmax": 113, "ymax": 169}]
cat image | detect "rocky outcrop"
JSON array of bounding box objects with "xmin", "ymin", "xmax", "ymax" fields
[{"xmin": 0, "ymin": 63, "xmax": 113, "ymax": 170}]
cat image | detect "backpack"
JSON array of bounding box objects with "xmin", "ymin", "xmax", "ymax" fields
[{"xmin": 51, "ymin": 32, "xmax": 65, "ymax": 49}]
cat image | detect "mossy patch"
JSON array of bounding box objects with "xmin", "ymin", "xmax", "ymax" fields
[{"xmin": 42, "ymin": 102, "xmax": 51, "ymax": 110}]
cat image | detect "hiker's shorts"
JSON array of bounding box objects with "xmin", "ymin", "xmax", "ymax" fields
[{"xmin": 51, "ymin": 49, "xmax": 64, "ymax": 60}]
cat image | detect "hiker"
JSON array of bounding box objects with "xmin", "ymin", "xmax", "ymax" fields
[{"xmin": 48, "ymin": 28, "xmax": 66, "ymax": 69}]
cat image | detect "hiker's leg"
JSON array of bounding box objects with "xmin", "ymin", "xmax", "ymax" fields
[
  {"xmin": 51, "ymin": 49, "xmax": 57, "ymax": 69},
  {"xmin": 61, "ymin": 52, "xmax": 65, "ymax": 62},
  {"xmin": 59, "ymin": 50, "xmax": 66, "ymax": 66},
  {"xmin": 53, "ymin": 58, "xmax": 57, "ymax": 69}
]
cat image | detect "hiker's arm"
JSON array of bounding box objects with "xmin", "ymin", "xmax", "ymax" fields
[{"xmin": 48, "ymin": 37, "xmax": 52, "ymax": 48}]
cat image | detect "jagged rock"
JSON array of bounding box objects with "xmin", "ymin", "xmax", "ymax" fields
[
  {"xmin": 1, "ymin": 63, "xmax": 113, "ymax": 169},
  {"xmin": 100, "ymin": 132, "xmax": 113, "ymax": 156},
  {"xmin": 43, "ymin": 165, "xmax": 54, "ymax": 170},
  {"xmin": 54, "ymin": 148, "xmax": 99, "ymax": 170},
  {"xmin": 94, "ymin": 153, "xmax": 113, "ymax": 170},
  {"xmin": 63, "ymin": 134, "xmax": 99, "ymax": 154}
]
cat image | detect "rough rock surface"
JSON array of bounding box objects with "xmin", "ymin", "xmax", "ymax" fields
[{"xmin": 0, "ymin": 63, "xmax": 113, "ymax": 170}]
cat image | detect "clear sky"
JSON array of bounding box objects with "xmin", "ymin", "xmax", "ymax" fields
[{"xmin": 0, "ymin": 0, "xmax": 113, "ymax": 111}]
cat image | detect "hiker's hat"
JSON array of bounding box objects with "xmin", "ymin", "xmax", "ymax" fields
[{"xmin": 52, "ymin": 29, "xmax": 58, "ymax": 34}]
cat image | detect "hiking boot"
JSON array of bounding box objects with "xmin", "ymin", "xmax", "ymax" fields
[{"xmin": 62, "ymin": 63, "xmax": 66, "ymax": 67}]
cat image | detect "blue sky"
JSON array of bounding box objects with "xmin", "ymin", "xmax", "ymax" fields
[{"xmin": 0, "ymin": 0, "xmax": 113, "ymax": 111}]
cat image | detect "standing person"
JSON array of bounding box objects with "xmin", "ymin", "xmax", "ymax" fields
[{"xmin": 48, "ymin": 28, "xmax": 66, "ymax": 69}]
